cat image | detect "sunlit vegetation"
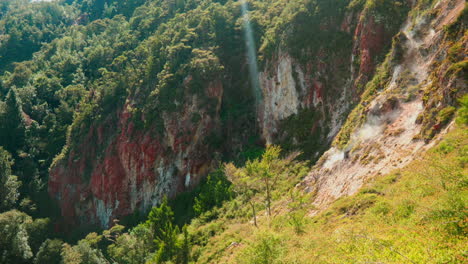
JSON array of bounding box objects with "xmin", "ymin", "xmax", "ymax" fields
[{"xmin": 189, "ymin": 113, "xmax": 467, "ymax": 263}]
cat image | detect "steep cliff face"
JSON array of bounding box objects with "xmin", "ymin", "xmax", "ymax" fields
[
  {"xmin": 302, "ymin": 0, "xmax": 467, "ymax": 210},
  {"xmin": 49, "ymin": 80, "xmax": 223, "ymax": 227},
  {"xmin": 258, "ymin": 2, "xmax": 404, "ymax": 157}
]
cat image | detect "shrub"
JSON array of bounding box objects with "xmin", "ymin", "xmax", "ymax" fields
[
  {"xmin": 193, "ymin": 170, "xmax": 233, "ymax": 217},
  {"xmin": 34, "ymin": 239, "xmax": 63, "ymax": 264},
  {"xmin": 239, "ymin": 231, "xmax": 283, "ymax": 264},
  {"xmin": 456, "ymin": 94, "xmax": 468, "ymax": 125}
]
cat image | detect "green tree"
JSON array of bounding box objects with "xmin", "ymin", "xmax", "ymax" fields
[
  {"xmin": 239, "ymin": 231, "xmax": 283, "ymax": 264},
  {"xmin": 144, "ymin": 197, "xmax": 192, "ymax": 263},
  {"xmin": 61, "ymin": 233, "xmax": 109, "ymax": 264},
  {"xmin": 0, "ymin": 0, "xmax": 75, "ymax": 72},
  {"xmin": 26, "ymin": 217, "xmax": 51, "ymax": 254},
  {"xmin": 146, "ymin": 197, "xmax": 176, "ymax": 243},
  {"xmin": 175, "ymin": 225, "xmax": 191, "ymax": 264},
  {"xmin": 225, "ymin": 162, "xmax": 258, "ymax": 227},
  {"xmin": 146, "ymin": 197, "xmax": 180, "ymax": 263},
  {"xmin": 34, "ymin": 239, "xmax": 63, "ymax": 264},
  {"xmin": 193, "ymin": 170, "xmax": 232, "ymax": 216},
  {"xmin": 107, "ymin": 223, "xmax": 154, "ymax": 264},
  {"xmin": 456, "ymin": 94, "xmax": 468, "ymax": 125},
  {"xmin": 286, "ymin": 190, "xmax": 312, "ymax": 234},
  {"xmin": 150, "ymin": 227, "xmax": 179, "ymax": 263},
  {"xmin": 245, "ymin": 145, "xmax": 282, "ymax": 217},
  {"xmin": 0, "ymin": 210, "xmax": 34, "ymax": 263},
  {"xmin": 0, "ymin": 147, "xmax": 20, "ymax": 210},
  {"xmin": 0, "ymin": 88, "xmax": 26, "ymax": 155},
  {"xmin": 226, "ymin": 146, "xmax": 292, "ymax": 226},
  {"xmin": 3, "ymin": 62, "xmax": 32, "ymax": 89}
]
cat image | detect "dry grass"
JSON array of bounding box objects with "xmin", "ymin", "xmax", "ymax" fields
[{"xmin": 190, "ymin": 124, "xmax": 467, "ymax": 263}]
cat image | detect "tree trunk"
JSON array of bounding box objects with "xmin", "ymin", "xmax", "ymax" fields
[
  {"xmin": 250, "ymin": 201, "xmax": 257, "ymax": 227},
  {"xmin": 266, "ymin": 178, "xmax": 271, "ymax": 216}
]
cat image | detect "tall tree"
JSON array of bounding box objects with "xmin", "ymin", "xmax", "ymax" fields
[
  {"xmin": 146, "ymin": 197, "xmax": 183, "ymax": 263},
  {"xmin": 226, "ymin": 145, "xmax": 290, "ymax": 225},
  {"xmin": 245, "ymin": 145, "xmax": 282, "ymax": 217},
  {"xmin": 34, "ymin": 239, "xmax": 64, "ymax": 264},
  {"xmin": 0, "ymin": 210, "xmax": 34, "ymax": 263},
  {"xmin": 0, "ymin": 88, "xmax": 26, "ymax": 155},
  {"xmin": 225, "ymin": 162, "xmax": 258, "ymax": 227},
  {"xmin": 0, "ymin": 147, "xmax": 20, "ymax": 211}
]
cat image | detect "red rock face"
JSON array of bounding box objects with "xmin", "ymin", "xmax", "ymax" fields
[
  {"xmin": 258, "ymin": 8, "xmax": 393, "ymax": 144},
  {"xmin": 352, "ymin": 14, "xmax": 388, "ymax": 94},
  {"xmin": 49, "ymin": 80, "xmax": 223, "ymax": 228}
]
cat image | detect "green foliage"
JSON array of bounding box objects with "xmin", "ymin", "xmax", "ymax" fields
[
  {"xmin": 0, "ymin": 88, "xmax": 26, "ymax": 155},
  {"xmin": 71, "ymin": 0, "xmax": 146, "ymax": 20},
  {"xmin": 448, "ymin": 42, "xmax": 464, "ymax": 62},
  {"xmin": 0, "ymin": 210, "xmax": 34, "ymax": 263},
  {"xmin": 176, "ymin": 225, "xmax": 191, "ymax": 264},
  {"xmin": 244, "ymin": 145, "xmax": 282, "ymax": 216},
  {"xmin": 0, "ymin": 147, "xmax": 20, "ymax": 210},
  {"xmin": 235, "ymin": 136, "xmax": 265, "ymax": 165},
  {"xmin": 193, "ymin": 170, "xmax": 233, "ymax": 217},
  {"xmin": 225, "ymin": 145, "xmax": 307, "ymax": 228},
  {"xmin": 146, "ymin": 197, "xmax": 177, "ymax": 245},
  {"xmin": 0, "ymin": 0, "xmax": 465, "ymax": 263},
  {"xmin": 446, "ymin": 60, "xmax": 468, "ymax": 82},
  {"xmin": 429, "ymin": 190, "xmax": 467, "ymax": 236},
  {"xmin": 456, "ymin": 94, "xmax": 468, "ymax": 125},
  {"xmin": 61, "ymin": 239, "xmax": 108, "ymax": 264},
  {"xmin": 107, "ymin": 223, "xmax": 154, "ymax": 264},
  {"xmin": 334, "ymin": 51, "xmax": 393, "ymax": 148},
  {"xmin": 253, "ymin": 0, "xmax": 351, "ymax": 63},
  {"xmin": 239, "ymin": 231, "xmax": 283, "ymax": 264},
  {"xmin": 226, "ymin": 145, "xmax": 282, "ymax": 219},
  {"xmin": 145, "ymin": 197, "xmax": 191, "ymax": 263},
  {"xmin": 364, "ymin": 0, "xmax": 409, "ymax": 28},
  {"xmin": 0, "ymin": 0, "xmax": 76, "ymax": 73},
  {"xmin": 444, "ymin": 2, "xmax": 467, "ymax": 40},
  {"xmin": 26, "ymin": 217, "xmax": 51, "ymax": 255},
  {"xmin": 224, "ymin": 125, "xmax": 467, "ymax": 264},
  {"xmin": 42, "ymin": 126, "xmax": 467, "ymax": 264},
  {"xmin": 34, "ymin": 239, "xmax": 64, "ymax": 264},
  {"xmin": 286, "ymin": 190, "xmax": 312, "ymax": 234},
  {"xmin": 437, "ymin": 106, "xmax": 456, "ymax": 126}
]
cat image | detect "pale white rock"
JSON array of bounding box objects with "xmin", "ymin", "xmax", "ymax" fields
[
  {"xmin": 259, "ymin": 52, "xmax": 305, "ymax": 143},
  {"xmin": 96, "ymin": 199, "xmax": 113, "ymax": 227}
]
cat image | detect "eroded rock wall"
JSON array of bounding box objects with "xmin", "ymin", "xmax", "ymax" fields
[
  {"xmin": 302, "ymin": 0, "xmax": 467, "ymax": 211},
  {"xmin": 49, "ymin": 80, "xmax": 223, "ymax": 227},
  {"xmin": 258, "ymin": 5, "xmax": 399, "ymax": 153}
]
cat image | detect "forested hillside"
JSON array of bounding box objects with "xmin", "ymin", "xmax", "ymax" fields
[{"xmin": 0, "ymin": 0, "xmax": 466, "ymax": 263}]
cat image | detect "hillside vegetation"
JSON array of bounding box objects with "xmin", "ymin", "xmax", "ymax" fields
[
  {"xmin": 0, "ymin": 0, "xmax": 466, "ymax": 263},
  {"xmin": 190, "ymin": 118, "xmax": 467, "ymax": 263},
  {"xmin": 4, "ymin": 98, "xmax": 463, "ymax": 264}
]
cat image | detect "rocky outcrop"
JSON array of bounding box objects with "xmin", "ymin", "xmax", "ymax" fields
[
  {"xmin": 259, "ymin": 52, "xmax": 308, "ymax": 143},
  {"xmin": 49, "ymin": 80, "xmax": 223, "ymax": 227},
  {"xmin": 302, "ymin": 0, "xmax": 467, "ymax": 211},
  {"xmin": 258, "ymin": 4, "xmax": 401, "ymax": 151},
  {"xmin": 352, "ymin": 15, "xmax": 387, "ymax": 90}
]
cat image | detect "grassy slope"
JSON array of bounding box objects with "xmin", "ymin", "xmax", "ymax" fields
[{"xmin": 189, "ymin": 121, "xmax": 467, "ymax": 263}]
